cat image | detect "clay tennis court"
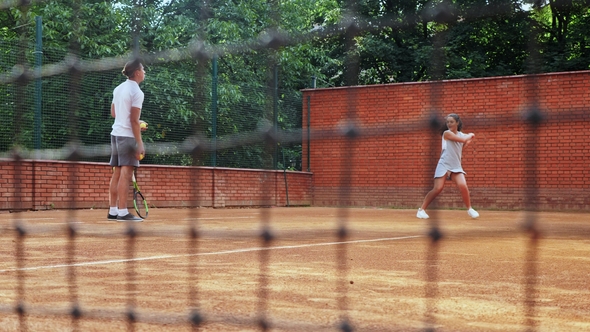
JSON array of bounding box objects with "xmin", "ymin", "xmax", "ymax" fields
[{"xmin": 1, "ymin": 207, "xmax": 589, "ymax": 331}]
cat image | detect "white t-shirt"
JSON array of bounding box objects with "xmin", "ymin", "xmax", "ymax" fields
[{"xmin": 111, "ymin": 79, "xmax": 144, "ymax": 138}]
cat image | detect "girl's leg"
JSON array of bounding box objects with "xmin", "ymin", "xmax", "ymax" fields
[
  {"xmin": 420, "ymin": 176, "xmax": 446, "ymax": 210},
  {"xmin": 452, "ymin": 173, "xmax": 479, "ymax": 218},
  {"xmin": 451, "ymin": 173, "xmax": 471, "ymax": 208}
]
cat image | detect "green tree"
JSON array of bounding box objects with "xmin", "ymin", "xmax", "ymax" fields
[
  {"xmin": 536, "ymin": 0, "xmax": 590, "ymax": 71},
  {"xmin": 3, "ymin": 0, "xmax": 590, "ymax": 164}
]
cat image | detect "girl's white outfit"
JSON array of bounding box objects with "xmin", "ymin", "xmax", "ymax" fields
[
  {"xmin": 434, "ymin": 130, "xmax": 466, "ymax": 178},
  {"xmin": 418, "ymin": 129, "xmax": 479, "ymax": 219}
]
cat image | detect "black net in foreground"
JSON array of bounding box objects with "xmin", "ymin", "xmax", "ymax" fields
[{"xmin": 2, "ymin": 1, "xmax": 590, "ymax": 332}]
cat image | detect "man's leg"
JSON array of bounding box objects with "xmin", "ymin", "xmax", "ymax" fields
[
  {"xmin": 117, "ymin": 165, "xmax": 133, "ymax": 211},
  {"xmin": 108, "ymin": 134, "xmax": 120, "ymax": 220},
  {"xmin": 114, "ymin": 136, "xmax": 142, "ymax": 221},
  {"xmin": 108, "ymin": 167, "xmax": 121, "ymax": 218}
]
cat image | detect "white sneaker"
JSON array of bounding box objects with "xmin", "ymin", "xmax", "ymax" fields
[
  {"xmin": 416, "ymin": 208, "xmax": 429, "ymax": 219},
  {"xmin": 467, "ymin": 208, "xmax": 479, "ymax": 219}
]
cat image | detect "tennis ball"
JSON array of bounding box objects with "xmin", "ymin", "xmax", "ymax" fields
[
  {"xmin": 140, "ymin": 122, "xmax": 147, "ymax": 129},
  {"xmin": 139, "ymin": 154, "xmax": 144, "ymax": 160}
]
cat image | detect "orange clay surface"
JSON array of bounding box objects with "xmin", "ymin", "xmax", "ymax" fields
[{"xmin": 0, "ymin": 207, "xmax": 589, "ymax": 332}]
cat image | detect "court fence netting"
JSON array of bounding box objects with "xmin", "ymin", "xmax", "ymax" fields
[{"xmin": 1, "ymin": 0, "xmax": 587, "ymax": 331}]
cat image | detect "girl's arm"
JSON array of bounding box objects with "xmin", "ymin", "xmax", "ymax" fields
[{"xmin": 444, "ymin": 131, "xmax": 474, "ymax": 143}]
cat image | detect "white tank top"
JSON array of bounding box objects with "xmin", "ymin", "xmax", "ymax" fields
[{"xmin": 434, "ymin": 130, "xmax": 466, "ymax": 178}]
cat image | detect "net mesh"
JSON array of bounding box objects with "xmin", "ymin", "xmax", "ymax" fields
[
  {"xmin": 1, "ymin": 0, "xmax": 588, "ymax": 331},
  {"xmin": 0, "ymin": 5, "xmax": 303, "ymax": 169}
]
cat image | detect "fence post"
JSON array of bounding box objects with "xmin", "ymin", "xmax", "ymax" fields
[
  {"xmin": 273, "ymin": 65, "xmax": 278, "ymax": 170},
  {"xmin": 211, "ymin": 56, "xmax": 218, "ymax": 167},
  {"xmin": 306, "ymin": 95, "xmax": 310, "ymax": 172},
  {"xmin": 34, "ymin": 16, "xmax": 42, "ymax": 150}
]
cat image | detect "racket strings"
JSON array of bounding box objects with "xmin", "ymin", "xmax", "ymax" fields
[{"xmin": 134, "ymin": 191, "xmax": 148, "ymax": 219}]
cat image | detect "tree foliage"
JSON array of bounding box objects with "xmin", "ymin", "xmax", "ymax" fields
[{"xmin": 1, "ymin": 0, "xmax": 589, "ymax": 167}]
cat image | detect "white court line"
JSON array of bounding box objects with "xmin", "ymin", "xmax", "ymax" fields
[
  {"xmin": 0, "ymin": 235, "xmax": 421, "ymax": 273},
  {"xmin": 5, "ymin": 218, "xmax": 57, "ymax": 221},
  {"xmin": 184, "ymin": 216, "xmax": 256, "ymax": 220},
  {"xmin": 91, "ymin": 216, "xmax": 255, "ymax": 223}
]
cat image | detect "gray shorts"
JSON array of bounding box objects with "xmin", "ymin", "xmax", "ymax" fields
[{"xmin": 109, "ymin": 135, "xmax": 139, "ymax": 167}]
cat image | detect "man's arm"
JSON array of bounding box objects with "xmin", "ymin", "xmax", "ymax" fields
[{"xmin": 130, "ymin": 107, "xmax": 144, "ymax": 158}]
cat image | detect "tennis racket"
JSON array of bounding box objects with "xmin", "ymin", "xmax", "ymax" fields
[{"xmin": 132, "ymin": 168, "xmax": 148, "ymax": 219}]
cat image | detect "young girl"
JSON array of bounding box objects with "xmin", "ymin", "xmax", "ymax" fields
[{"xmin": 417, "ymin": 113, "xmax": 479, "ymax": 219}]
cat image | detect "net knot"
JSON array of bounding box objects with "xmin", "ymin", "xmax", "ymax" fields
[
  {"xmin": 428, "ymin": 226, "xmax": 443, "ymax": 243},
  {"xmin": 189, "ymin": 310, "xmax": 203, "ymax": 326}
]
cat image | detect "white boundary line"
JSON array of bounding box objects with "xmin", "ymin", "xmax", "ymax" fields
[{"xmin": 0, "ymin": 235, "xmax": 421, "ymax": 273}]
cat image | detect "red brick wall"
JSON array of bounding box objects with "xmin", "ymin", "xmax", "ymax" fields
[
  {"xmin": 2, "ymin": 72, "xmax": 588, "ymax": 212},
  {"xmin": 302, "ymin": 71, "xmax": 590, "ymax": 211},
  {"xmin": 0, "ymin": 160, "xmax": 312, "ymax": 211}
]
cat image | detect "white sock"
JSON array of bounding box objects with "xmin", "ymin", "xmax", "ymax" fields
[
  {"xmin": 109, "ymin": 207, "xmax": 118, "ymax": 215},
  {"xmin": 118, "ymin": 208, "xmax": 129, "ymax": 216}
]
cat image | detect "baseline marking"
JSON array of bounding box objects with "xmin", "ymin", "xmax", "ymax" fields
[
  {"xmin": 184, "ymin": 216, "xmax": 256, "ymax": 220},
  {"xmin": 0, "ymin": 235, "xmax": 421, "ymax": 273}
]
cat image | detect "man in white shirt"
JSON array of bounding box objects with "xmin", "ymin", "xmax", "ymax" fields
[{"xmin": 108, "ymin": 59, "xmax": 147, "ymax": 222}]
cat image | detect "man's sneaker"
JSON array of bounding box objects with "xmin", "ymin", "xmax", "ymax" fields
[
  {"xmin": 467, "ymin": 208, "xmax": 480, "ymax": 219},
  {"xmin": 117, "ymin": 213, "xmax": 143, "ymax": 222},
  {"xmin": 416, "ymin": 208, "xmax": 429, "ymax": 219},
  {"xmin": 107, "ymin": 213, "xmax": 117, "ymax": 220}
]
